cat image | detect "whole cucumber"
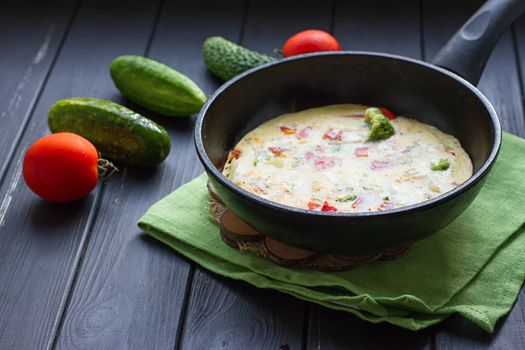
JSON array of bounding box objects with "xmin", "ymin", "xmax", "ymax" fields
[
  {"xmin": 110, "ymin": 55, "xmax": 206, "ymax": 116},
  {"xmin": 203, "ymin": 36, "xmax": 276, "ymax": 81},
  {"xmin": 48, "ymin": 98, "xmax": 171, "ymax": 167}
]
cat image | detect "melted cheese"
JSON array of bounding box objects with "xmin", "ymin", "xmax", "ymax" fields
[{"xmin": 223, "ymin": 104, "xmax": 473, "ymax": 213}]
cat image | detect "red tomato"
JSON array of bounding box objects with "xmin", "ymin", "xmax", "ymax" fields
[
  {"xmin": 283, "ymin": 30, "xmax": 341, "ymax": 57},
  {"xmin": 23, "ymin": 133, "xmax": 99, "ymax": 203}
]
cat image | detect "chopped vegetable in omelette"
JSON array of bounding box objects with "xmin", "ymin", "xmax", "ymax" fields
[
  {"xmin": 222, "ymin": 104, "xmax": 473, "ymax": 213},
  {"xmin": 364, "ymin": 107, "xmax": 395, "ymax": 141}
]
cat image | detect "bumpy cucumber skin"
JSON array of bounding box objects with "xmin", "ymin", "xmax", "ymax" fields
[
  {"xmin": 48, "ymin": 98, "xmax": 171, "ymax": 167},
  {"xmin": 110, "ymin": 55, "xmax": 206, "ymax": 117},
  {"xmin": 203, "ymin": 36, "xmax": 276, "ymax": 81}
]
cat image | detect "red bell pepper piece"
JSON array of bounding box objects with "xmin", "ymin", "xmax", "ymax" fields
[
  {"xmin": 379, "ymin": 107, "xmax": 396, "ymax": 120},
  {"xmin": 230, "ymin": 149, "xmax": 241, "ymax": 159},
  {"xmin": 307, "ymin": 201, "xmax": 321, "ymax": 210},
  {"xmin": 321, "ymin": 201, "xmax": 338, "ymax": 212},
  {"xmin": 280, "ymin": 126, "xmax": 296, "ymax": 135},
  {"xmin": 268, "ymin": 146, "xmax": 285, "ymax": 156},
  {"xmin": 323, "ymin": 128, "xmax": 344, "ymax": 141}
]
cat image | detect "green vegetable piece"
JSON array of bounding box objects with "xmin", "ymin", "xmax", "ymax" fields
[
  {"xmin": 431, "ymin": 159, "xmax": 450, "ymax": 171},
  {"xmin": 48, "ymin": 98, "xmax": 171, "ymax": 167},
  {"xmin": 336, "ymin": 194, "xmax": 358, "ymax": 202},
  {"xmin": 383, "ymin": 196, "xmax": 390, "ymax": 201},
  {"xmin": 364, "ymin": 107, "xmax": 395, "ymax": 141},
  {"xmin": 111, "ymin": 55, "xmax": 206, "ymax": 117},
  {"xmin": 203, "ymin": 36, "xmax": 276, "ymax": 81}
]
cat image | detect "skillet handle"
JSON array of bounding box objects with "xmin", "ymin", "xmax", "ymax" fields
[{"xmin": 432, "ymin": 0, "xmax": 525, "ymax": 85}]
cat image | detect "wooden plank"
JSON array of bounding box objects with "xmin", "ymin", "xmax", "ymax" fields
[
  {"xmin": 54, "ymin": 171, "xmax": 191, "ymax": 350},
  {"xmin": 306, "ymin": 1, "xmax": 432, "ymax": 349},
  {"xmin": 513, "ymin": 13, "xmax": 525, "ymax": 129},
  {"xmin": 0, "ymin": 0, "xmax": 78, "ymax": 183},
  {"xmin": 424, "ymin": 1, "xmax": 525, "ymax": 348},
  {"xmin": 178, "ymin": 1, "xmax": 332, "ymax": 349},
  {"xmin": 0, "ymin": 0, "xmax": 160, "ymax": 348},
  {"xmin": 180, "ymin": 269, "xmax": 307, "ymax": 350},
  {"xmin": 423, "ymin": 0, "xmax": 525, "ymax": 137},
  {"xmin": 55, "ymin": 1, "xmax": 247, "ymax": 349},
  {"xmin": 241, "ymin": 0, "xmax": 332, "ymax": 53},
  {"xmin": 333, "ymin": 0, "xmax": 421, "ymax": 58}
]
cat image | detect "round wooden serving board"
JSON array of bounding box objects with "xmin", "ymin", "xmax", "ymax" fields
[{"xmin": 207, "ymin": 181, "xmax": 409, "ymax": 271}]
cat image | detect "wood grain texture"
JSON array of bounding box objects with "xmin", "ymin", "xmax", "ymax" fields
[
  {"xmin": 242, "ymin": 0, "xmax": 332, "ymax": 51},
  {"xmin": 333, "ymin": 0, "xmax": 421, "ymax": 58},
  {"xmin": 178, "ymin": 1, "xmax": 333, "ymax": 348},
  {"xmin": 180, "ymin": 269, "xmax": 306, "ymax": 350},
  {"xmin": 47, "ymin": 0, "xmax": 208, "ymax": 349},
  {"xmin": 54, "ymin": 168, "xmax": 191, "ymax": 350},
  {"xmin": 0, "ymin": 0, "xmax": 161, "ymax": 348},
  {"xmin": 424, "ymin": 1, "xmax": 525, "ymax": 348},
  {"xmin": 0, "ymin": 1, "xmax": 524, "ymax": 349},
  {"xmin": 56, "ymin": 1, "xmax": 250, "ymax": 349},
  {"xmin": 146, "ymin": 0, "xmax": 248, "ymax": 184},
  {"xmin": 307, "ymin": 1, "xmax": 432, "ymax": 349},
  {"xmin": 0, "ymin": 0, "xmax": 77, "ymax": 184},
  {"xmin": 423, "ymin": 0, "xmax": 525, "ymax": 137},
  {"xmin": 513, "ymin": 14, "xmax": 525, "ymax": 127}
]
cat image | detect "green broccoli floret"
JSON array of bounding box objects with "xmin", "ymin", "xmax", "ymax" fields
[
  {"xmin": 431, "ymin": 159, "xmax": 450, "ymax": 171},
  {"xmin": 364, "ymin": 107, "xmax": 395, "ymax": 141}
]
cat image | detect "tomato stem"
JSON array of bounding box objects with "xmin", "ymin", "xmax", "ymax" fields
[{"xmin": 97, "ymin": 157, "xmax": 118, "ymax": 181}]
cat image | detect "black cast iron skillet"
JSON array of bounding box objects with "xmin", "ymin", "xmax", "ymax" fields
[{"xmin": 195, "ymin": 0, "xmax": 525, "ymax": 255}]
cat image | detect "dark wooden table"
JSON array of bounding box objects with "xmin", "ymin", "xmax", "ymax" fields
[{"xmin": 1, "ymin": 0, "xmax": 525, "ymax": 348}]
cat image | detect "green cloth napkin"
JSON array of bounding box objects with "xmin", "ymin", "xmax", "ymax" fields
[{"xmin": 138, "ymin": 133, "xmax": 525, "ymax": 332}]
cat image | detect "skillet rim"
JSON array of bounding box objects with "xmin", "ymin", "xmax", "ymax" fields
[{"xmin": 194, "ymin": 51, "xmax": 502, "ymax": 218}]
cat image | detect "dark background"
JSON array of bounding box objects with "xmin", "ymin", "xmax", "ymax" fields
[{"xmin": 0, "ymin": 0, "xmax": 524, "ymax": 349}]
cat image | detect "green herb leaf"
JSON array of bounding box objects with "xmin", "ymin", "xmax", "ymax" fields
[{"xmin": 336, "ymin": 194, "xmax": 358, "ymax": 202}]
